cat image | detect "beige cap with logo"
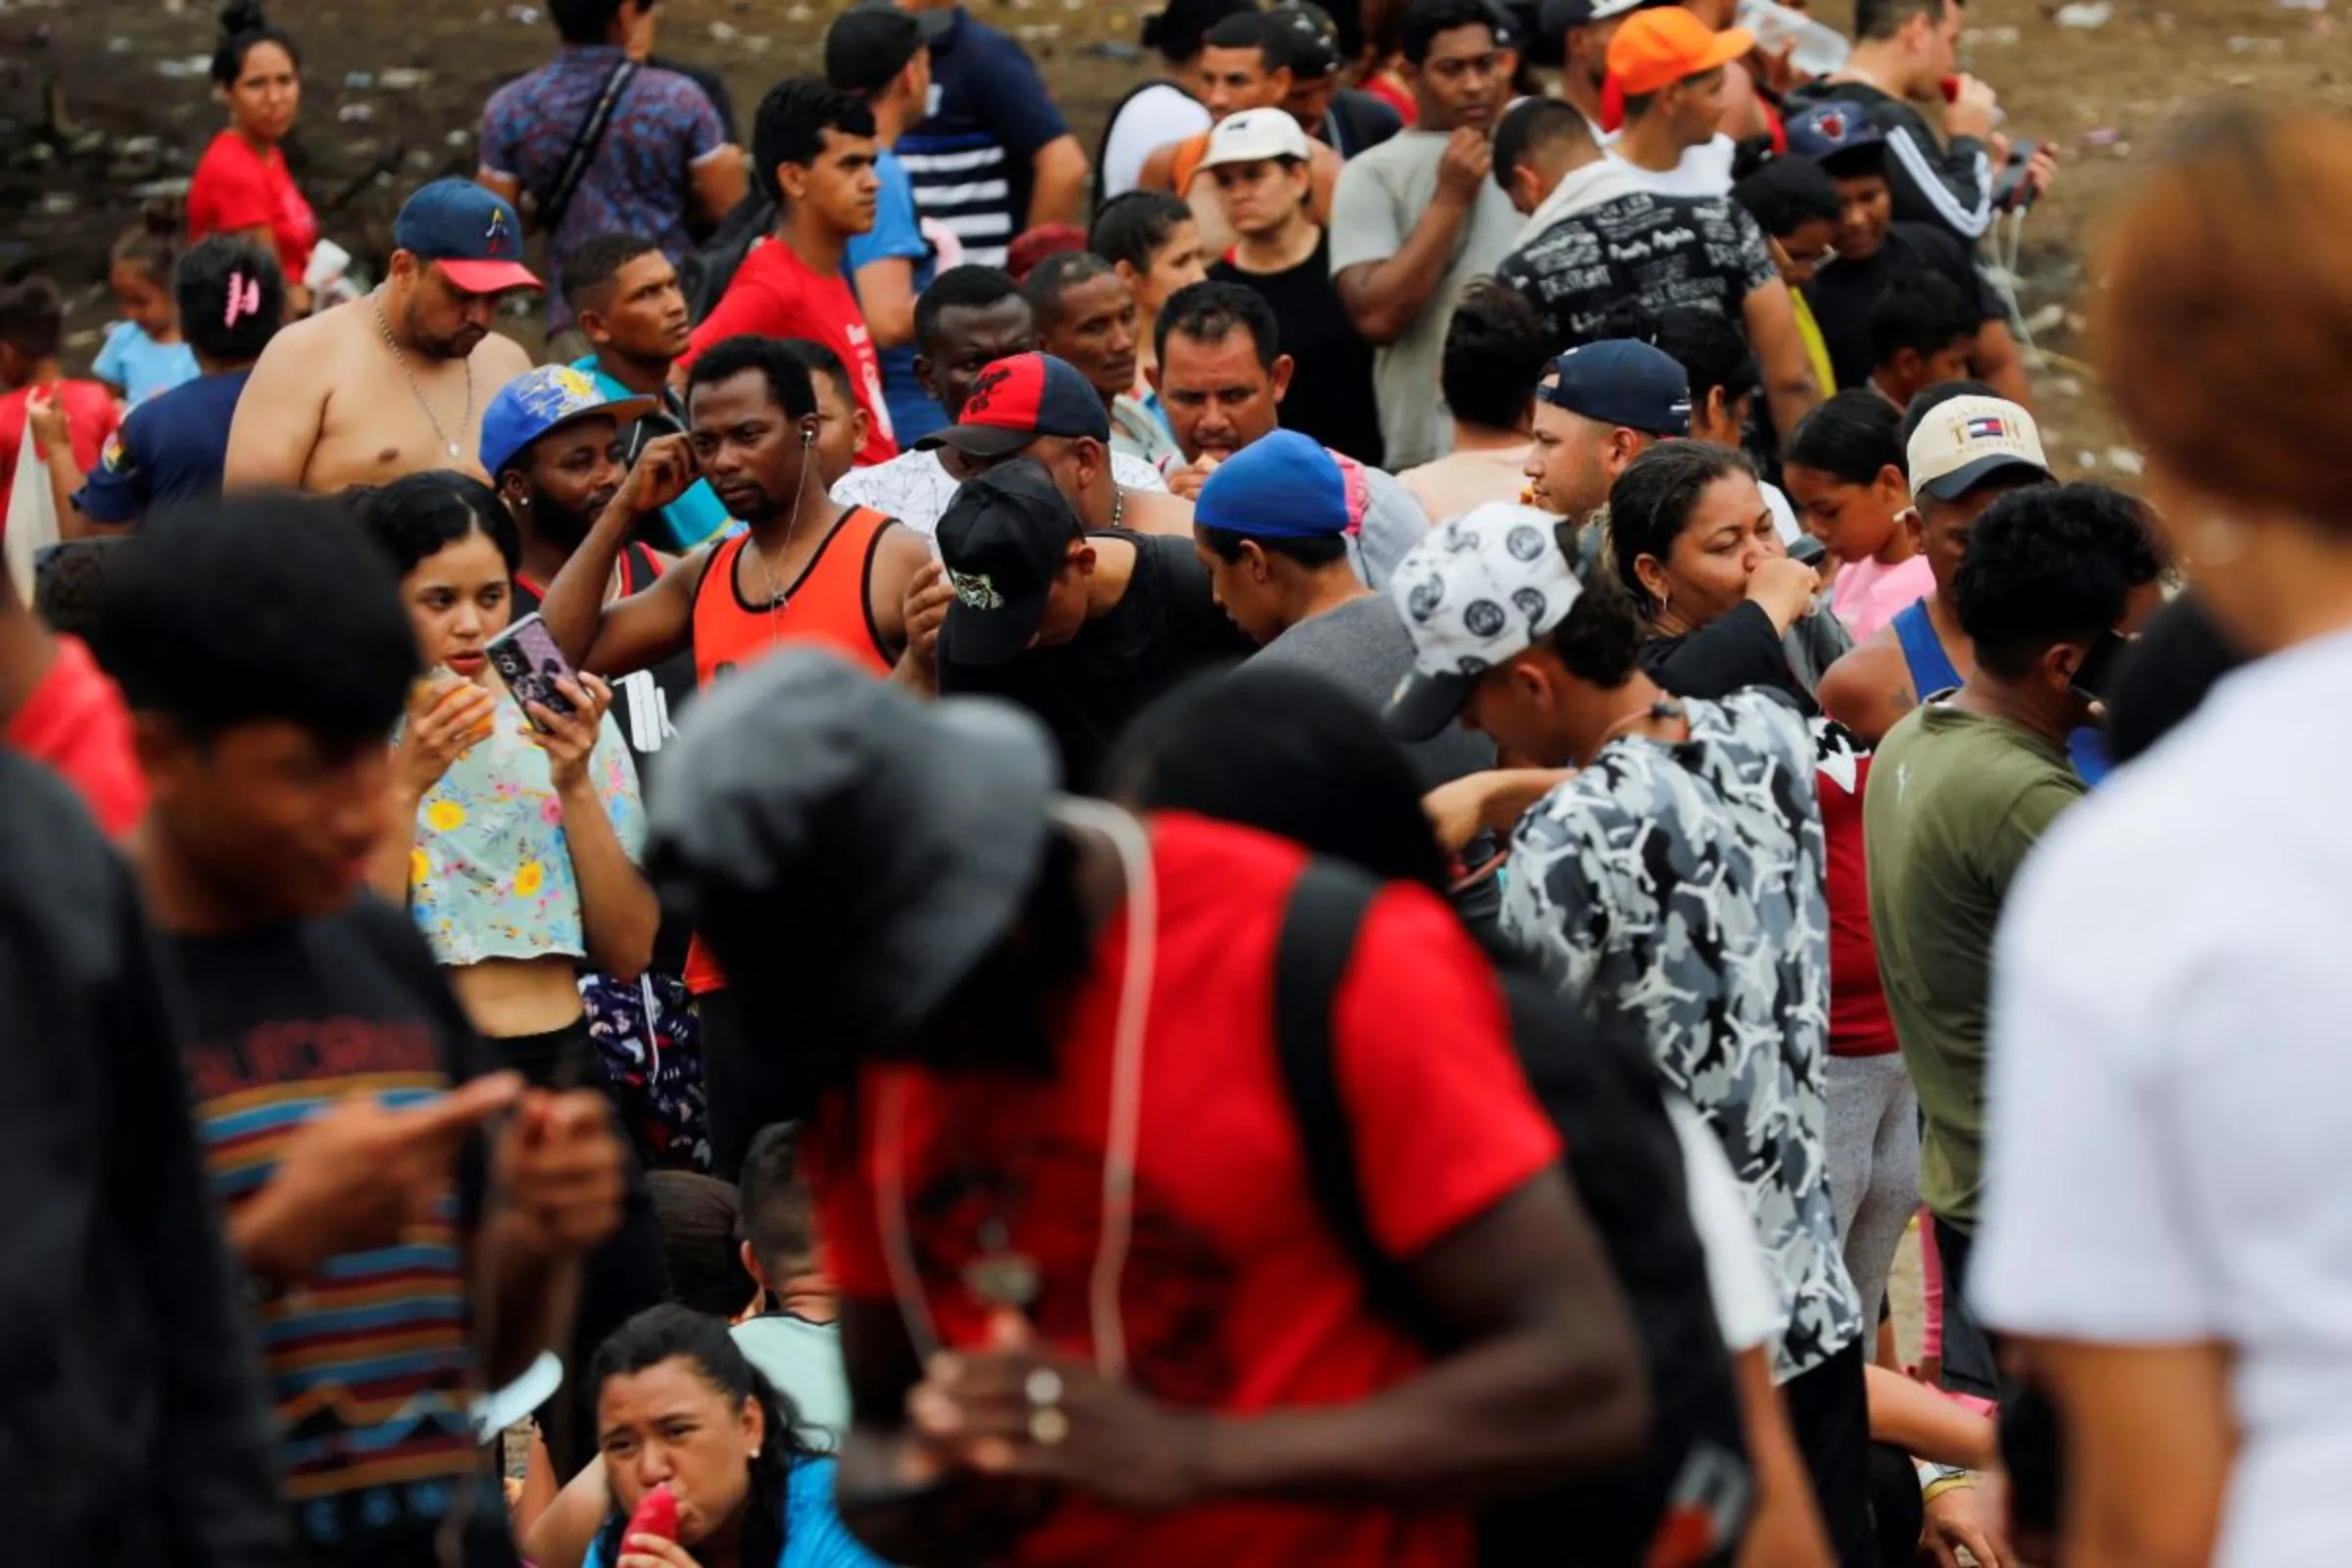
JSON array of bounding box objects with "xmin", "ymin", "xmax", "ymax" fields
[{"xmin": 1906, "ymin": 394, "xmax": 2052, "ymax": 502}]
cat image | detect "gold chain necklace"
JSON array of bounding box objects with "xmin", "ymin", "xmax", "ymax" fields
[{"xmin": 373, "ymin": 293, "xmax": 474, "ymax": 462}]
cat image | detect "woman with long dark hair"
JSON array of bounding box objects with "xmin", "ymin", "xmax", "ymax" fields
[{"xmin": 585, "ymin": 1305, "xmax": 881, "ymax": 1568}]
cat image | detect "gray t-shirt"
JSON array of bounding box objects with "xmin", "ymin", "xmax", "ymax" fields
[
  {"xmin": 1328, "ymin": 131, "xmax": 1521, "ymax": 470},
  {"xmin": 1353, "ymin": 464, "xmax": 1434, "ymax": 591},
  {"xmin": 1249, "ymin": 594, "xmax": 1494, "ymax": 789}
]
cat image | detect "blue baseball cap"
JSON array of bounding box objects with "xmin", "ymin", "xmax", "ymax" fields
[
  {"xmin": 1196, "ymin": 430, "xmax": 1349, "ymax": 538},
  {"xmin": 1785, "ymin": 101, "xmax": 1886, "ymax": 165},
  {"xmin": 393, "ymin": 178, "xmax": 542, "ymax": 294},
  {"xmin": 1539, "ymin": 340, "xmax": 1691, "ymax": 437},
  {"xmin": 479, "ymin": 366, "xmax": 657, "ymax": 477}
]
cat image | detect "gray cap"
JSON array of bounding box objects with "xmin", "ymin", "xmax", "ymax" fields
[{"xmin": 646, "ymin": 650, "xmax": 1060, "ymax": 1089}]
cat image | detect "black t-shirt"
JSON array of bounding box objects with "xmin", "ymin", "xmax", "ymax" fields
[
  {"xmin": 162, "ymin": 895, "xmax": 517, "ymax": 1568},
  {"xmin": 941, "ymin": 530, "xmax": 1251, "ymax": 788},
  {"xmin": 1211, "ymin": 230, "xmax": 1387, "ymax": 467},
  {"xmin": 1324, "ymin": 88, "xmax": 1403, "ymax": 159},
  {"xmin": 1803, "ymin": 220, "xmax": 2002, "ymax": 391},
  {"xmin": 1495, "ymin": 190, "xmax": 1778, "ymax": 357},
  {"xmin": 0, "ymin": 753, "xmax": 283, "ymax": 1563}
]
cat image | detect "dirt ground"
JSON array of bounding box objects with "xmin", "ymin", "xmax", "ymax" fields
[{"xmin": 4, "ymin": 0, "xmax": 2348, "ymax": 468}]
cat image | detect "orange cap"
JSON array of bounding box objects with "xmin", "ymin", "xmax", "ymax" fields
[{"xmin": 1601, "ymin": 8, "xmax": 1754, "ymax": 127}]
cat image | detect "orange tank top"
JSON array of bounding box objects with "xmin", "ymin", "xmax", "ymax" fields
[
  {"xmin": 683, "ymin": 505, "xmax": 897, "ymax": 993},
  {"xmin": 690, "ymin": 505, "xmax": 897, "ymax": 686},
  {"xmin": 1171, "ymin": 132, "xmax": 1210, "ymax": 195}
]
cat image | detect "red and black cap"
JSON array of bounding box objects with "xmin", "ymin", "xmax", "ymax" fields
[{"xmin": 916, "ymin": 352, "xmax": 1110, "ymax": 461}]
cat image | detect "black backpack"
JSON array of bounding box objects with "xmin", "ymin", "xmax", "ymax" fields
[
  {"xmin": 1274, "ymin": 859, "xmax": 1754, "ymax": 1567},
  {"xmin": 678, "ymin": 192, "xmax": 776, "ymax": 325}
]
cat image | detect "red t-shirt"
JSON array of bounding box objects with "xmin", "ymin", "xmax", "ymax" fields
[
  {"xmin": 188, "ymin": 128, "xmax": 319, "ymax": 279},
  {"xmin": 1817, "ymin": 740, "xmax": 1900, "ymax": 1057},
  {"xmin": 809, "ymin": 813, "xmax": 1559, "ymax": 1568},
  {"xmin": 0, "ymin": 381, "xmax": 121, "ymax": 497},
  {"xmin": 4, "ymin": 634, "xmax": 147, "ymax": 838},
  {"xmin": 683, "ymin": 238, "xmax": 900, "ymax": 468}
]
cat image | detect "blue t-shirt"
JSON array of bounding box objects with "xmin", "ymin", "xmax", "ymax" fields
[
  {"xmin": 94, "ymin": 321, "xmax": 200, "ymax": 405},
  {"xmin": 848, "ymin": 147, "xmax": 945, "ymax": 444},
  {"xmin": 896, "ymin": 10, "xmax": 1070, "ymax": 270},
  {"xmin": 582, "ymin": 1458, "xmax": 886, "ymax": 1568},
  {"xmin": 573, "ymin": 358, "xmax": 734, "ymax": 550},
  {"xmin": 74, "ymin": 369, "xmax": 249, "ymax": 524}
]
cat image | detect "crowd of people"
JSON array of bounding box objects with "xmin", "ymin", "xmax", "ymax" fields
[{"xmin": 5, "ymin": 0, "xmax": 2340, "ymax": 1565}]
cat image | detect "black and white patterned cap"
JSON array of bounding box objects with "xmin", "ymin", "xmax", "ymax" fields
[{"xmin": 1382, "ymin": 502, "xmax": 1584, "ymax": 741}]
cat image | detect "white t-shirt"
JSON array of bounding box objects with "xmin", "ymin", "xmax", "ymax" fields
[
  {"xmin": 830, "ymin": 447, "xmax": 1168, "ymax": 537},
  {"xmin": 1100, "ymin": 83, "xmax": 1211, "ymax": 200},
  {"xmin": 1975, "ymin": 625, "xmax": 2352, "ymax": 1566},
  {"xmin": 1666, "ymin": 1095, "xmax": 1786, "ymax": 1356},
  {"xmin": 1601, "ymin": 132, "xmax": 1739, "ymax": 199},
  {"xmin": 730, "ymin": 1315, "xmax": 850, "ymax": 1450}
]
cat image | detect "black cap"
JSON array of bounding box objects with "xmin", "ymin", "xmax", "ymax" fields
[
  {"xmin": 1268, "ymin": 3, "xmax": 1345, "ymax": 78},
  {"xmin": 936, "ymin": 460, "xmax": 1084, "ymax": 666},
  {"xmin": 827, "ymin": 4, "xmax": 926, "ymax": 95},
  {"xmin": 1143, "ymin": 0, "xmax": 1256, "ymax": 60},
  {"xmin": 645, "ymin": 650, "xmax": 1060, "ymax": 1077}
]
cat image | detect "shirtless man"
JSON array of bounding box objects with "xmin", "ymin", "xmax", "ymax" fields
[{"xmin": 224, "ymin": 180, "xmax": 538, "ymax": 493}]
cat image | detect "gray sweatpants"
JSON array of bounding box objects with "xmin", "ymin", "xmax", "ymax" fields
[{"xmin": 1826, "ymin": 1052, "xmax": 1921, "ymax": 1332}]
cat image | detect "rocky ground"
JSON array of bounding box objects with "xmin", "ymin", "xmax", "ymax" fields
[{"xmin": 4, "ymin": 0, "xmax": 2348, "ymax": 468}]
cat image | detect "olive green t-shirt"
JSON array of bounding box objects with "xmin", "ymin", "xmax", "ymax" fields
[{"xmin": 1864, "ymin": 703, "xmax": 2086, "ymax": 1228}]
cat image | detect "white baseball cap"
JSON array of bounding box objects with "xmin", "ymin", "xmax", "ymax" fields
[
  {"xmin": 1197, "ymin": 107, "xmax": 1315, "ymax": 172},
  {"xmin": 1906, "ymin": 394, "xmax": 2051, "ymax": 502},
  {"xmin": 1384, "ymin": 503, "xmax": 1584, "ymax": 741}
]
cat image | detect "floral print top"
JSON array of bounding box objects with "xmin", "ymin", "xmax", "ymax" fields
[{"xmin": 407, "ymin": 690, "xmax": 646, "ymax": 967}]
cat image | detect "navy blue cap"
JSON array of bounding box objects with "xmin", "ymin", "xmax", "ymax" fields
[
  {"xmin": 1540, "ymin": 339, "xmax": 1691, "ymax": 437},
  {"xmin": 1196, "ymin": 430, "xmax": 1350, "ymax": 538},
  {"xmin": 392, "ymin": 178, "xmax": 541, "ymax": 294},
  {"xmin": 1785, "ymin": 101, "xmax": 1887, "ymax": 164}
]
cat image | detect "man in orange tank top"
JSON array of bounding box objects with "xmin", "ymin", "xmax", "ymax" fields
[
  {"xmin": 536, "ymin": 333, "xmax": 934, "ymax": 691},
  {"xmin": 536, "ymin": 332, "xmax": 938, "ymax": 1170}
]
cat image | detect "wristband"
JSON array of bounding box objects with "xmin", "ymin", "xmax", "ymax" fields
[{"xmin": 1917, "ymin": 1460, "xmax": 1975, "ymax": 1506}]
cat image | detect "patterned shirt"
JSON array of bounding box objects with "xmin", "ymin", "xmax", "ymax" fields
[
  {"xmin": 1501, "ymin": 690, "xmax": 1865, "ymax": 1381},
  {"xmin": 1494, "ymin": 189, "xmax": 1777, "ymax": 357},
  {"xmin": 407, "ymin": 692, "xmax": 646, "ymax": 967},
  {"xmin": 829, "ymin": 446, "xmax": 1166, "ymax": 538},
  {"xmin": 479, "ymin": 46, "xmax": 728, "ymax": 329}
]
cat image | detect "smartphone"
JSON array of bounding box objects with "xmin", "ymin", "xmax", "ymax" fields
[
  {"xmin": 485, "ymin": 612, "xmax": 579, "ymax": 731},
  {"xmin": 2070, "ymin": 628, "xmax": 2130, "ymax": 704},
  {"xmin": 1787, "ymin": 534, "xmax": 1828, "ymax": 569},
  {"xmin": 1992, "ymin": 137, "xmax": 2040, "ymax": 212}
]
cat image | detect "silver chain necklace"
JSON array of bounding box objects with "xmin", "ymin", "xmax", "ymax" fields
[
  {"xmin": 373, "ymin": 293, "xmax": 473, "ymax": 462},
  {"xmin": 1110, "ymin": 485, "xmax": 1125, "ymax": 530}
]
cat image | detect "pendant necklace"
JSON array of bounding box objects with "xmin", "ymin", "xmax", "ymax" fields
[
  {"xmin": 373, "ymin": 294, "xmax": 473, "ymax": 462},
  {"xmin": 744, "ymin": 484, "xmax": 809, "ymax": 639}
]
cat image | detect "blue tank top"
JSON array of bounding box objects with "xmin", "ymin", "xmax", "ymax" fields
[{"xmin": 1892, "ymin": 596, "xmax": 2114, "ymax": 786}]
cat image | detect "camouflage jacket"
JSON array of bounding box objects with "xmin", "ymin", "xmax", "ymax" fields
[{"xmin": 1501, "ymin": 690, "xmax": 1866, "ymax": 1381}]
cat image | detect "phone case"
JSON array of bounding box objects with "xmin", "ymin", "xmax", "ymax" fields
[{"xmin": 485, "ymin": 612, "xmax": 579, "ymax": 728}]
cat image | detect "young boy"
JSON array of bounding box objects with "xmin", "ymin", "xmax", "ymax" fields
[{"xmin": 107, "ymin": 495, "xmax": 627, "ymax": 1567}]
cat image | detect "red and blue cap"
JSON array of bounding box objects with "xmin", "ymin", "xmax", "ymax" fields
[
  {"xmin": 393, "ymin": 178, "xmax": 542, "ymax": 295},
  {"xmin": 1785, "ymin": 102, "xmax": 1887, "ymax": 167},
  {"xmin": 917, "ymin": 352, "xmax": 1110, "ymax": 460},
  {"xmin": 1196, "ymin": 430, "xmax": 1353, "ymax": 538}
]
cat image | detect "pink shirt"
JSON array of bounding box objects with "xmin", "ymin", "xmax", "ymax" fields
[{"xmin": 1830, "ymin": 553, "xmax": 1936, "ymax": 642}]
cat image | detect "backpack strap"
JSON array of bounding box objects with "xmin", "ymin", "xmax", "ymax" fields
[
  {"xmin": 538, "ymin": 58, "xmax": 639, "ymax": 236},
  {"xmin": 1272, "ymin": 858, "xmax": 1429, "ymax": 1337}
]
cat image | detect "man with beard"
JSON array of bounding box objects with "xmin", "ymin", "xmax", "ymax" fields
[
  {"xmin": 481, "ymin": 365, "xmax": 696, "ymax": 779},
  {"xmin": 535, "ymin": 335, "xmax": 934, "ymax": 1172},
  {"xmin": 225, "ymin": 179, "xmax": 538, "ymax": 492},
  {"xmin": 564, "ymin": 231, "xmax": 733, "ymax": 550}
]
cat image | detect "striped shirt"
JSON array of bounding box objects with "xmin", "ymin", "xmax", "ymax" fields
[
  {"xmin": 895, "ymin": 9, "xmax": 1069, "ymax": 269},
  {"xmin": 170, "ymin": 899, "xmax": 498, "ymax": 1560}
]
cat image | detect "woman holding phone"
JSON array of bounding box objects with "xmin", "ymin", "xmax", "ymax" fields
[
  {"xmin": 358, "ymin": 468, "xmax": 658, "ymax": 1071},
  {"xmin": 358, "ymin": 469, "xmax": 667, "ymax": 1472}
]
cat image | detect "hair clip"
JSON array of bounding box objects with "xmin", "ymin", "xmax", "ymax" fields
[{"xmin": 223, "ymin": 273, "xmax": 262, "ymax": 326}]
